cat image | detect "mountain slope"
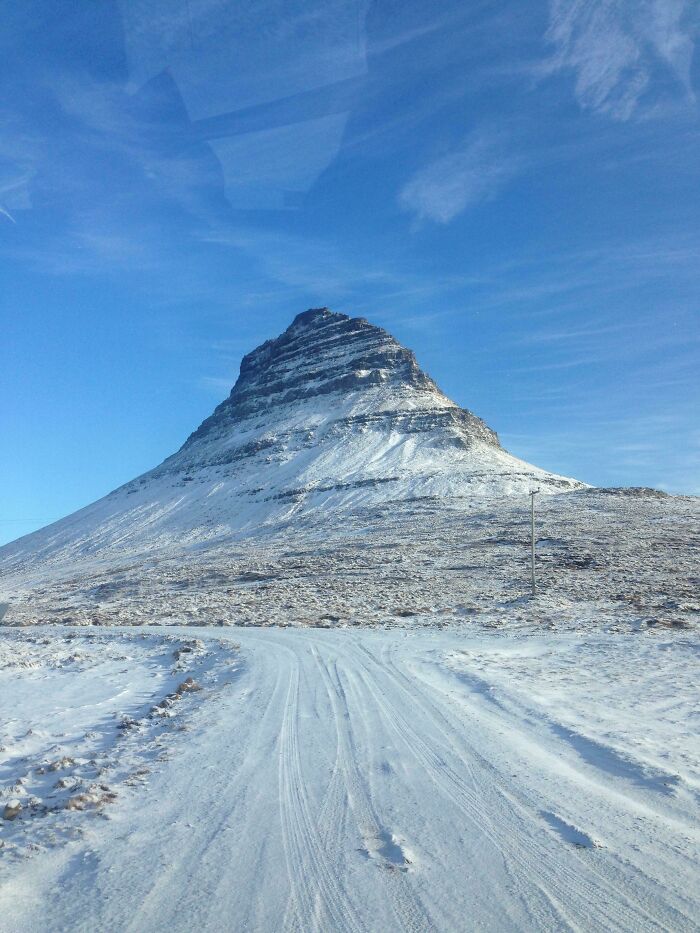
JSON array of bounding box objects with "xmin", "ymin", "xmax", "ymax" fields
[{"xmin": 0, "ymin": 308, "xmax": 583, "ymax": 568}]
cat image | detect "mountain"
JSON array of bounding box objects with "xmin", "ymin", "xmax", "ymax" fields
[{"xmin": 0, "ymin": 308, "xmax": 583, "ymax": 568}]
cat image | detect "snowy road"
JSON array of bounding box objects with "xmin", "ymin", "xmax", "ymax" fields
[{"xmin": 1, "ymin": 627, "xmax": 698, "ymax": 932}]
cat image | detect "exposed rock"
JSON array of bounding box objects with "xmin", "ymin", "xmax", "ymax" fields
[
  {"xmin": 3, "ymin": 800, "xmax": 22, "ymax": 820},
  {"xmin": 133, "ymin": 310, "xmax": 586, "ymax": 507},
  {"xmin": 591, "ymin": 487, "xmax": 670, "ymax": 499},
  {"xmin": 182, "ymin": 309, "xmax": 498, "ymax": 449},
  {"xmin": 48, "ymin": 756, "xmax": 76, "ymax": 772},
  {"xmin": 175, "ymin": 677, "xmax": 201, "ymax": 694},
  {"xmin": 65, "ymin": 792, "xmax": 98, "ymax": 811}
]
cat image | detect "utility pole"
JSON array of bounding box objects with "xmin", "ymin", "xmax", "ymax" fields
[{"xmin": 529, "ymin": 489, "xmax": 539, "ymax": 596}]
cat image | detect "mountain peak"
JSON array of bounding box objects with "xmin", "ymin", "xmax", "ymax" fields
[
  {"xmin": 290, "ymin": 306, "xmax": 338, "ymax": 327},
  {"xmin": 184, "ymin": 307, "xmax": 461, "ymax": 448}
]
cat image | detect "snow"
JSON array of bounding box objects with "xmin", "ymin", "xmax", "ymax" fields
[
  {"xmin": 2, "ymin": 490, "xmax": 697, "ymax": 631},
  {"xmin": 1, "ymin": 625, "xmax": 698, "ymax": 931},
  {"xmin": 0, "ymin": 629, "xmax": 238, "ymax": 861},
  {"xmin": 0, "ymin": 430, "xmax": 580, "ymax": 572}
]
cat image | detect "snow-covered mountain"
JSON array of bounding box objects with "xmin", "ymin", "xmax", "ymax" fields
[{"xmin": 1, "ymin": 308, "xmax": 583, "ymax": 567}]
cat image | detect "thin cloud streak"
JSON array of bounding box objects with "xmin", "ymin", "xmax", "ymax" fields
[
  {"xmin": 398, "ymin": 129, "xmax": 521, "ymax": 224},
  {"xmin": 199, "ymin": 375, "xmax": 234, "ymax": 395},
  {"xmin": 545, "ymin": 0, "xmax": 699, "ymax": 119}
]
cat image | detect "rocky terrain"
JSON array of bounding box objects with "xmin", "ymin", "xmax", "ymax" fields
[
  {"xmin": 1, "ymin": 488, "xmax": 697, "ymax": 632},
  {"xmin": 0, "ymin": 629, "xmax": 238, "ymax": 862}
]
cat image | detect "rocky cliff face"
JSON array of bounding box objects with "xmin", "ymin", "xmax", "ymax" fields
[
  {"xmin": 192, "ymin": 308, "xmax": 447, "ymax": 429},
  {"xmin": 0, "ymin": 308, "xmax": 585, "ymax": 567},
  {"xmin": 162, "ymin": 307, "xmax": 500, "ymax": 474}
]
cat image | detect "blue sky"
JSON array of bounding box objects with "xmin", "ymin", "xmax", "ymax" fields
[{"xmin": 2, "ymin": 0, "xmax": 699, "ymax": 544}]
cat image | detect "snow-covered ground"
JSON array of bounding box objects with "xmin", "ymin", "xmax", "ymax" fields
[
  {"xmin": 3, "ymin": 490, "xmax": 697, "ymax": 632},
  {"xmin": 0, "ymin": 630, "xmax": 238, "ymax": 867},
  {"xmin": 1, "ymin": 625, "xmax": 698, "ymax": 931}
]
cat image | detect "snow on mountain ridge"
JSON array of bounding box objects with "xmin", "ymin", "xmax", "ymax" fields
[
  {"xmin": 159, "ymin": 307, "xmax": 499, "ymax": 474},
  {"xmin": 180, "ymin": 307, "xmax": 486, "ymax": 444}
]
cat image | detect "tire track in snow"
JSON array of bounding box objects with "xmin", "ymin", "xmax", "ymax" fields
[
  {"xmin": 377, "ymin": 639, "xmax": 698, "ymax": 930},
  {"xmin": 351, "ymin": 639, "xmax": 686, "ymax": 932},
  {"xmin": 334, "ymin": 646, "xmax": 560, "ymax": 929},
  {"xmin": 315, "ymin": 732, "xmax": 347, "ymax": 851},
  {"xmin": 311, "ymin": 646, "xmax": 431, "ymax": 933},
  {"xmin": 122, "ymin": 647, "xmax": 288, "ymax": 932},
  {"xmin": 343, "ymin": 641, "xmax": 573, "ymax": 927},
  {"xmin": 277, "ymin": 657, "xmax": 363, "ymax": 933}
]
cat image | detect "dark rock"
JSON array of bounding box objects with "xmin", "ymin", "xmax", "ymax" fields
[{"xmin": 175, "ymin": 308, "xmax": 499, "ymax": 457}]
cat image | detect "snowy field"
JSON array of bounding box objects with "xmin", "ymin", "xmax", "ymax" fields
[
  {"xmin": 1, "ymin": 625, "xmax": 698, "ymax": 931},
  {"xmin": 0, "ymin": 490, "xmax": 700, "ymax": 633},
  {"xmin": 2, "ymin": 490, "xmax": 698, "ymax": 633}
]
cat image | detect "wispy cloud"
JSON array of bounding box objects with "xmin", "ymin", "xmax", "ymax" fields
[
  {"xmin": 546, "ymin": 0, "xmax": 699, "ymax": 119},
  {"xmin": 398, "ymin": 129, "xmax": 521, "ymax": 224},
  {"xmin": 199, "ymin": 375, "xmax": 233, "ymax": 395},
  {"xmin": 503, "ymin": 411, "xmax": 700, "ymax": 495},
  {"xmin": 517, "ymin": 321, "xmax": 636, "ymax": 344},
  {"xmin": 198, "ymin": 225, "xmax": 406, "ymax": 298}
]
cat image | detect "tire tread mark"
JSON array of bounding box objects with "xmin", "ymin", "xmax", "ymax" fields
[
  {"xmin": 278, "ymin": 657, "xmax": 363, "ymax": 933},
  {"xmin": 311, "ymin": 646, "xmax": 432, "ymax": 933},
  {"xmin": 353, "ymin": 640, "xmax": 677, "ymax": 932},
  {"xmin": 379, "ymin": 641, "xmax": 694, "ymax": 931}
]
